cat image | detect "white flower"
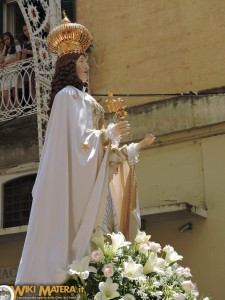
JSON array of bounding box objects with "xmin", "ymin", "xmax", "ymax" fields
[
  {"xmin": 176, "ymin": 266, "xmax": 192, "ymax": 277},
  {"xmin": 123, "ymin": 257, "xmax": 144, "ymax": 279},
  {"xmin": 91, "ymin": 249, "xmax": 104, "ymax": 262},
  {"xmin": 103, "ymin": 263, "xmax": 114, "ymax": 278},
  {"xmin": 149, "ymin": 241, "xmax": 161, "ymax": 252},
  {"xmin": 182, "ymin": 280, "xmax": 195, "ymax": 292},
  {"xmin": 92, "ymin": 229, "xmax": 105, "ymax": 252},
  {"xmin": 94, "ymin": 292, "xmax": 102, "ymax": 300},
  {"xmin": 108, "ymin": 232, "xmax": 131, "ymax": 254},
  {"xmin": 143, "ymin": 252, "xmax": 166, "ymax": 274},
  {"xmin": 173, "ymin": 292, "xmax": 186, "ymax": 300},
  {"xmin": 124, "ymin": 294, "xmax": 136, "ymax": 300},
  {"xmin": 183, "ymin": 267, "xmax": 192, "ymax": 277},
  {"xmin": 165, "ymin": 266, "xmax": 173, "ymax": 277},
  {"xmin": 117, "ymin": 248, "xmax": 124, "ymax": 256},
  {"xmin": 98, "ymin": 278, "xmax": 120, "ymax": 299},
  {"xmin": 176, "ymin": 266, "xmax": 185, "ymax": 276},
  {"xmin": 163, "ymin": 245, "xmax": 174, "ymax": 253},
  {"xmin": 68, "ymin": 256, "xmax": 96, "ymax": 280},
  {"xmin": 165, "ymin": 249, "xmax": 183, "ymax": 263},
  {"xmin": 113, "ymin": 256, "xmax": 119, "ymax": 262},
  {"xmin": 154, "ymin": 291, "xmax": 163, "ymax": 298},
  {"xmin": 143, "ymin": 252, "xmax": 157, "ymax": 274},
  {"xmin": 139, "ymin": 243, "xmax": 150, "ymax": 255},
  {"xmin": 135, "ymin": 231, "xmax": 151, "ymax": 244},
  {"xmin": 139, "ymin": 241, "xmax": 161, "ymax": 255}
]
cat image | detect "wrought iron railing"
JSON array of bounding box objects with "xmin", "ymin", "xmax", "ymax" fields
[
  {"xmin": 17, "ymin": 0, "xmax": 61, "ymax": 155},
  {"xmin": 0, "ymin": 58, "xmax": 36, "ymax": 122},
  {"xmin": 0, "ymin": 1, "xmax": 61, "ymax": 154}
]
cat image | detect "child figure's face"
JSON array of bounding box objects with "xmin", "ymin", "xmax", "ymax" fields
[{"xmin": 76, "ymin": 54, "xmax": 89, "ymax": 83}]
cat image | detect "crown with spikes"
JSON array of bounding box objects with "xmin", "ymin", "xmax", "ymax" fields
[{"xmin": 46, "ymin": 11, "xmax": 93, "ymax": 57}]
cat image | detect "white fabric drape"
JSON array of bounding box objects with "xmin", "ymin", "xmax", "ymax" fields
[
  {"xmin": 16, "ymin": 86, "xmax": 109, "ymax": 284},
  {"xmin": 16, "ymin": 86, "xmax": 140, "ymax": 285}
]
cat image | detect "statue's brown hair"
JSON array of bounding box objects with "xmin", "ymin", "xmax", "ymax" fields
[{"xmin": 48, "ymin": 52, "xmax": 84, "ymax": 114}]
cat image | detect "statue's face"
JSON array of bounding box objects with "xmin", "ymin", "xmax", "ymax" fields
[{"xmin": 76, "ymin": 54, "xmax": 89, "ymax": 83}]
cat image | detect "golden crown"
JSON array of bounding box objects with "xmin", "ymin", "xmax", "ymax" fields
[{"xmin": 46, "ymin": 11, "xmax": 93, "ymax": 57}]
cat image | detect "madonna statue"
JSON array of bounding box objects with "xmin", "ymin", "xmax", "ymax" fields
[{"xmin": 16, "ymin": 13, "xmax": 155, "ymax": 285}]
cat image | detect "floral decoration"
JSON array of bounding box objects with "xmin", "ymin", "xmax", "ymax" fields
[{"xmin": 67, "ymin": 229, "xmax": 211, "ymax": 300}]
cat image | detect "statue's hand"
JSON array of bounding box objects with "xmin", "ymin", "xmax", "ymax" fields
[
  {"xmin": 112, "ymin": 121, "xmax": 130, "ymax": 137},
  {"xmin": 136, "ymin": 134, "xmax": 156, "ymax": 151}
]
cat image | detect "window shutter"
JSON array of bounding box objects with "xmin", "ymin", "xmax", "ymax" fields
[{"xmin": 61, "ymin": 0, "xmax": 76, "ymax": 22}]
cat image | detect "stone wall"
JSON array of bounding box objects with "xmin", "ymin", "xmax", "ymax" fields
[
  {"xmin": 77, "ymin": 0, "xmax": 225, "ymax": 105},
  {"xmin": 0, "ymin": 115, "xmax": 39, "ymax": 169}
]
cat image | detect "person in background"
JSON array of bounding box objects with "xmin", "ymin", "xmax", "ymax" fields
[
  {"xmin": 0, "ymin": 32, "xmax": 22, "ymax": 111},
  {"xmin": 22, "ymin": 25, "xmax": 33, "ymax": 59},
  {"xmin": 21, "ymin": 24, "xmax": 36, "ymax": 102}
]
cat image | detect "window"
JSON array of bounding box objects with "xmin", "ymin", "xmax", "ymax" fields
[
  {"xmin": 3, "ymin": 174, "xmax": 36, "ymax": 228},
  {"xmin": 2, "ymin": 1, "xmax": 24, "ymax": 39},
  {"xmin": 61, "ymin": 0, "xmax": 76, "ymax": 22},
  {"xmin": 1, "ymin": 1, "xmax": 76, "ymax": 37}
]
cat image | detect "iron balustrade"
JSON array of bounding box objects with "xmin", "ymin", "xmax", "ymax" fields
[{"xmin": 0, "ymin": 57, "xmax": 37, "ymax": 122}]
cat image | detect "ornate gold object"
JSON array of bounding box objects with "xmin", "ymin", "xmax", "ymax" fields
[
  {"xmin": 82, "ymin": 143, "xmax": 89, "ymax": 152},
  {"xmin": 46, "ymin": 10, "xmax": 92, "ymax": 57},
  {"xmin": 106, "ymin": 92, "xmax": 128, "ymax": 120}
]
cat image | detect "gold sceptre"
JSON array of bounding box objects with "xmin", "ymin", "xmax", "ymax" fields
[{"xmin": 106, "ymin": 91, "xmax": 128, "ymax": 120}]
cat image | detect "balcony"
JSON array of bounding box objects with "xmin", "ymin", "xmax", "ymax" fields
[
  {"xmin": 0, "ymin": 58, "xmax": 36, "ymax": 122},
  {"xmin": 0, "ymin": 58, "xmax": 39, "ymax": 167},
  {"xmin": 141, "ymin": 202, "xmax": 207, "ymax": 223}
]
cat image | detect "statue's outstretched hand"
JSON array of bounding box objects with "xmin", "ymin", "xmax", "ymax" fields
[
  {"xmin": 112, "ymin": 121, "xmax": 130, "ymax": 137},
  {"xmin": 136, "ymin": 134, "xmax": 156, "ymax": 151}
]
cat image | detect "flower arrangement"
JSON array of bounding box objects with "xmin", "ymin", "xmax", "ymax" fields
[{"xmin": 68, "ymin": 230, "xmax": 210, "ymax": 300}]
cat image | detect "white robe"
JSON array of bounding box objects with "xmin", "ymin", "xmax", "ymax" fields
[{"xmin": 16, "ymin": 86, "xmax": 140, "ymax": 285}]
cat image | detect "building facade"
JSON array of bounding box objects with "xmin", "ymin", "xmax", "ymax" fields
[{"xmin": 0, "ymin": 0, "xmax": 225, "ymax": 298}]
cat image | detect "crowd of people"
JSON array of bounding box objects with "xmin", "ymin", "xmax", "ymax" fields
[{"xmin": 0, "ymin": 25, "xmax": 35, "ymax": 112}]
